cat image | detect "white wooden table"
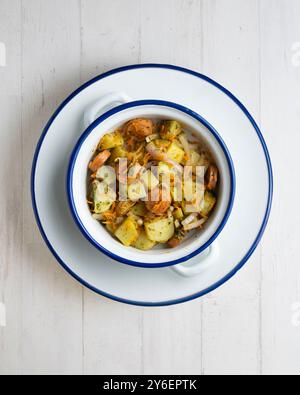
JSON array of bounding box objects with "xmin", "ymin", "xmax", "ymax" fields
[{"xmin": 0, "ymin": 0, "xmax": 299, "ymax": 375}]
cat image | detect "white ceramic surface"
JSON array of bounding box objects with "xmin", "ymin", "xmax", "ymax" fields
[
  {"xmin": 32, "ymin": 65, "xmax": 272, "ymax": 306},
  {"xmin": 69, "ymin": 96, "xmax": 234, "ymax": 267}
]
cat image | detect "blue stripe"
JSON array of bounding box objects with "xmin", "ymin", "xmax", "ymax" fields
[{"xmin": 31, "ymin": 64, "xmax": 273, "ymax": 306}]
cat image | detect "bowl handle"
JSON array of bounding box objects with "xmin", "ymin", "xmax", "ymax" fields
[
  {"xmin": 171, "ymin": 242, "xmax": 220, "ymax": 278},
  {"xmin": 83, "ymin": 92, "xmax": 132, "ymax": 128}
]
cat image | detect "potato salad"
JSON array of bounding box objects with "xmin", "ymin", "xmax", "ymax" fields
[{"xmin": 87, "ymin": 118, "xmax": 219, "ymax": 250}]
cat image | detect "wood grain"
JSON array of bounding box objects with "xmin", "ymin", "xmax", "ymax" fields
[
  {"xmin": 21, "ymin": 0, "xmax": 83, "ymax": 374},
  {"xmin": 201, "ymin": 0, "xmax": 262, "ymax": 375},
  {"xmin": 260, "ymin": 0, "xmax": 300, "ymax": 375},
  {"xmin": 80, "ymin": 0, "xmax": 143, "ymax": 375},
  {"xmin": 140, "ymin": 0, "xmax": 203, "ymax": 375},
  {"xmin": 0, "ymin": 1, "xmax": 22, "ymax": 374}
]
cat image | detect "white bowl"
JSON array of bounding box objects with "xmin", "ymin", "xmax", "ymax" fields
[{"xmin": 67, "ymin": 98, "xmax": 235, "ymax": 268}]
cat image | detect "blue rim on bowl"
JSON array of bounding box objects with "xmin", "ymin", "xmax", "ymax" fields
[
  {"xmin": 31, "ymin": 63, "xmax": 273, "ymax": 306},
  {"xmin": 67, "ymin": 99, "xmax": 236, "ymax": 268}
]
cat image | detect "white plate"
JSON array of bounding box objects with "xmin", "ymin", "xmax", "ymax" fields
[{"xmin": 31, "ymin": 64, "xmax": 273, "ymax": 306}]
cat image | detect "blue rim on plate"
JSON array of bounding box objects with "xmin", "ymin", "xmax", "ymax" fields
[
  {"xmin": 67, "ymin": 100, "xmax": 236, "ymax": 268},
  {"xmin": 31, "ymin": 64, "xmax": 273, "ymax": 306}
]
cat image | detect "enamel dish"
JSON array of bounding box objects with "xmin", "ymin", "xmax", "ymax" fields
[
  {"xmin": 31, "ymin": 64, "xmax": 273, "ymax": 306},
  {"xmin": 68, "ymin": 98, "xmax": 235, "ymax": 268}
]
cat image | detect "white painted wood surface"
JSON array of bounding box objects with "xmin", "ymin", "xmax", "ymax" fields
[{"xmin": 0, "ymin": 0, "xmax": 299, "ymax": 375}]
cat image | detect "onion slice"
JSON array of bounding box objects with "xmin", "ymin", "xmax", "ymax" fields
[
  {"xmin": 181, "ymin": 213, "xmax": 197, "ymax": 227},
  {"xmin": 183, "ymin": 218, "xmax": 207, "ymax": 231},
  {"xmin": 179, "ymin": 134, "xmax": 191, "ymax": 163}
]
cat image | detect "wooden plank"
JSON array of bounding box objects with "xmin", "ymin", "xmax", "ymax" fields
[
  {"xmin": 142, "ymin": 302, "xmax": 202, "ymax": 375},
  {"xmin": 20, "ymin": 0, "xmax": 83, "ymax": 374},
  {"xmin": 260, "ymin": 0, "xmax": 300, "ymax": 375},
  {"xmin": 140, "ymin": 0, "xmax": 203, "ymax": 70},
  {"xmin": 80, "ymin": 0, "xmax": 142, "ymax": 82},
  {"xmin": 140, "ymin": 0, "xmax": 203, "ymax": 375},
  {"xmin": 0, "ymin": 0, "xmax": 22, "ymax": 375},
  {"xmin": 80, "ymin": 0, "xmax": 143, "ymax": 375},
  {"xmin": 83, "ymin": 298, "xmax": 143, "ymax": 375},
  {"xmin": 201, "ymin": 0, "xmax": 262, "ymax": 375}
]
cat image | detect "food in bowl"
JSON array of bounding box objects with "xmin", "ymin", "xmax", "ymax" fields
[{"xmin": 87, "ymin": 118, "xmax": 219, "ymax": 250}]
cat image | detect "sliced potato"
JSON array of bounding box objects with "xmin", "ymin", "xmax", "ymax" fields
[
  {"xmin": 127, "ymin": 212, "xmax": 141, "ymax": 225},
  {"xmin": 128, "ymin": 181, "xmax": 147, "ymax": 201},
  {"xmin": 141, "ymin": 170, "xmax": 159, "ymax": 190},
  {"xmin": 109, "ymin": 146, "xmax": 128, "ymax": 163},
  {"xmin": 133, "ymin": 231, "xmax": 156, "ymax": 251},
  {"xmin": 115, "ymin": 217, "xmax": 139, "ymax": 247},
  {"xmin": 93, "ymin": 180, "xmax": 116, "ymax": 199},
  {"xmin": 166, "ymin": 142, "xmax": 185, "ymax": 164},
  {"xmin": 160, "ymin": 120, "xmax": 182, "ymax": 140},
  {"xmin": 200, "ymin": 191, "xmax": 216, "ymax": 217},
  {"xmin": 99, "ymin": 131, "xmax": 123, "ymax": 150},
  {"xmin": 145, "ymin": 217, "xmax": 175, "ymax": 243},
  {"xmin": 96, "ymin": 165, "xmax": 116, "ymax": 185},
  {"xmin": 92, "ymin": 180, "xmax": 116, "ymax": 214}
]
